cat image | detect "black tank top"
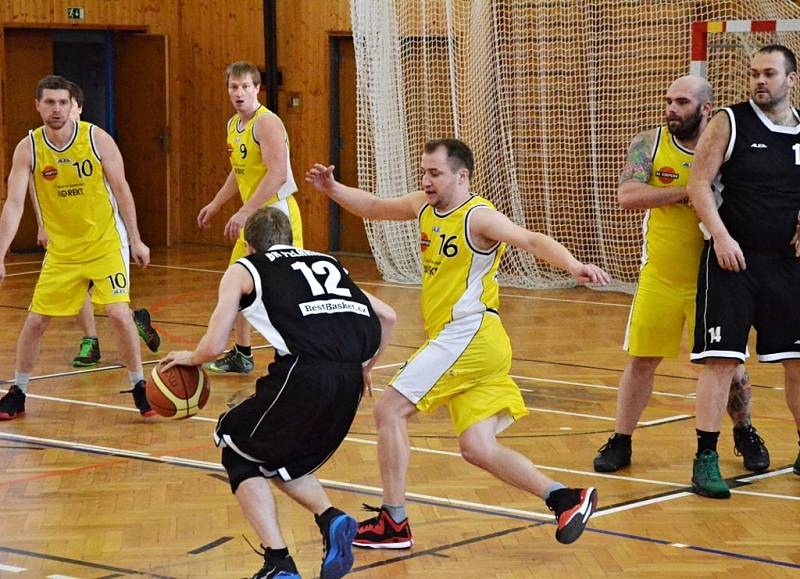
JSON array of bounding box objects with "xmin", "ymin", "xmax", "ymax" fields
[{"xmin": 716, "ymin": 100, "xmax": 800, "ymax": 256}]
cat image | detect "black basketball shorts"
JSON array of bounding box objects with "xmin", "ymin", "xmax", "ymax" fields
[
  {"xmin": 215, "ymin": 353, "xmax": 363, "ymax": 493},
  {"xmin": 692, "ymin": 241, "xmax": 800, "ymax": 363}
]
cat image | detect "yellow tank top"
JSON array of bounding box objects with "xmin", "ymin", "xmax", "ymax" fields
[
  {"xmin": 30, "ymin": 121, "xmax": 126, "ymax": 263},
  {"xmin": 641, "ymin": 126, "xmax": 704, "ymax": 287},
  {"xmin": 226, "ymin": 105, "xmax": 297, "ymax": 204},
  {"xmin": 418, "ymin": 195, "xmax": 505, "ymax": 337}
]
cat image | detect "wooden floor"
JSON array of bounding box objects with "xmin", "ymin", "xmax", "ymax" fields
[{"xmin": 1, "ymin": 245, "xmax": 798, "ymax": 578}]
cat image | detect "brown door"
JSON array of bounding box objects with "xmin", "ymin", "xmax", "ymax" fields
[
  {"xmin": 335, "ymin": 38, "xmax": 370, "ymax": 254},
  {"xmin": 3, "ymin": 29, "xmax": 54, "ymax": 252},
  {"xmin": 114, "ymin": 33, "xmax": 168, "ymax": 246}
]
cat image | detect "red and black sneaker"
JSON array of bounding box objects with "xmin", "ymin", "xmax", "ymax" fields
[
  {"xmin": 352, "ymin": 504, "xmax": 413, "ymax": 549},
  {"xmin": 0, "ymin": 385, "xmax": 26, "ymax": 420},
  {"xmin": 547, "ymin": 487, "xmax": 598, "ymax": 544}
]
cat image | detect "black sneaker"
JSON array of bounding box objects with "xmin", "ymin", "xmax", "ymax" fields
[
  {"xmin": 133, "ymin": 309, "xmax": 161, "ymax": 353},
  {"xmin": 251, "ymin": 551, "xmax": 301, "ymax": 579},
  {"xmin": 546, "ymin": 487, "xmax": 598, "ymax": 544},
  {"xmin": 593, "ymin": 435, "xmax": 632, "ymax": 472},
  {"xmin": 72, "ymin": 336, "xmax": 101, "ymax": 367},
  {"xmin": 733, "ymin": 425, "xmax": 770, "ymax": 471},
  {"xmin": 0, "ymin": 385, "xmax": 26, "ymax": 420},
  {"xmin": 317, "ymin": 508, "xmax": 357, "ymax": 578},
  {"xmin": 205, "ymin": 347, "xmax": 254, "ymax": 374},
  {"xmin": 794, "ymin": 450, "xmax": 799, "ymax": 476},
  {"xmin": 120, "ymin": 380, "xmax": 157, "ymax": 417}
]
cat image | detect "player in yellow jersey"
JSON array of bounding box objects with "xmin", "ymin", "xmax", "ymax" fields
[
  {"xmin": 0, "ymin": 75, "xmax": 156, "ymax": 419},
  {"xmin": 29, "ymin": 81, "xmax": 161, "ymax": 368},
  {"xmin": 198, "ymin": 61, "xmax": 303, "ymax": 374},
  {"xmin": 307, "ymin": 138, "xmax": 610, "ymax": 547},
  {"xmin": 593, "ymin": 76, "xmax": 770, "ymax": 474}
]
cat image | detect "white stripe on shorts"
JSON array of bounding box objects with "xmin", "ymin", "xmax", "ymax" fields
[{"xmin": 392, "ymin": 313, "xmax": 483, "ymax": 404}]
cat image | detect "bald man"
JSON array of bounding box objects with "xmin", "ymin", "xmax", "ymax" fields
[{"xmin": 593, "ymin": 76, "xmax": 769, "ymax": 473}]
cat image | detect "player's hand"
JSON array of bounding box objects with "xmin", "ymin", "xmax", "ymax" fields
[
  {"xmin": 224, "ymin": 210, "xmax": 248, "ymax": 240},
  {"xmin": 713, "ymin": 234, "xmax": 746, "ymax": 271},
  {"xmin": 790, "ymin": 210, "xmax": 800, "ymax": 258},
  {"xmin": 130, "ymin": 241, "xmax": 151, "ymax": 268},
  {"xmin": 36, "ymin": 228, "xmax": 48, "ymax": 248},
  {"xmin": 305, "ymin": 164, "xmax": 338, "ymax": 195},
  {"xmin": 197, "ymin": 202, "xmax": 218, "ymax": 229},
  {"xmin": 362, "ymin": 366, "xmax": 374, "ymax": 398},
  {"xmin": 571, "ymin": 263, "xmax": 611, "ymax": 286},
  {"xmin": 160, "ymin": 350, "xmax": 196, "ymax": 371}
]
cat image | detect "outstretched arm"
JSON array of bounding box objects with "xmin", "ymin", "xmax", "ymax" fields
[
  {"xmin": 305, "ymin": 163, "xmax": 425, "ymax": 221},
  {"xmin": 469, "ymin": 208, "xmax": 610, "ymax": 285},
  {"xmin": 686, "ymin": 111, "xmax": 744, "ymax": 271},
  {"xmin": 161, "ymin": 265, "xmax": 252, "ymax": 368}
]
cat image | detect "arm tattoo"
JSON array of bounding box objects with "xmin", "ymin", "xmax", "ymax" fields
[{"xmin": 619, "ymin": 131, "xmax": 655, "ymax": 185}]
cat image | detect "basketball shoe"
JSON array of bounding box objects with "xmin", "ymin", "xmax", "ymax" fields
[
  {"xmin": 316, "ymin": 507, "xmax": 357, "ymax": 579},
  {"xmin": 546, "ymin": 487, "xmax": 598, "ymax": 544},
  {"xmin": 593, "ymin": 434, "xmax": 632, "ymax": 472},
  {"xmin": 692, "ymin": 449, "xmax": 730, "ymax": 498},
  {"xmin": 72, "ymin": 336, "xmax": 101, "ymax": 367},
  {"xmin": 732, "ymin": 425, "xmax": 770, "ymax": 471},
  {"xmin": 794, "ymin": 447, "xmax": 799, "ymax": 476},
  {"xmin": 133, "ymin": 308, "xmax": 161, "ymax": 353},
  {"xmin": 0, "ymin": 385, "xmax": 26, "ymax": 420},
  {"xmin": 353, "ymin": 504, "xmax": 413, "ymax": 549},
  {"xmin": 121, "ymin": 380, "xmax": 157, "ymax": 417},
  {"xmin": 251, "ymin": 550, "xmax": 301, "ymax": 579},
  {"xmin": 206, "ymin": 346, "xmax": 254, "ymax": 374}
]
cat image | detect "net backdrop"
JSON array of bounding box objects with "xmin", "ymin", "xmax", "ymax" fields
[{"xmin": 349, "ymin": 0, "xmax": 800, "ymax": 291}]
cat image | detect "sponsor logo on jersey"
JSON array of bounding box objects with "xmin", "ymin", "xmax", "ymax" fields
[
  {"xmin": 56, "ymin": 157, "xmax": 72, "ymax": 164},
  {"xmin": 750, "ymin": 143, "xmax": 768, "ymax": 148},
  {"xmin": 41, "ymin": 165, "xmax": 58, "ymax": 181},
  {"xmin": 655, "ymin": 167, "xmax": 679, "ymax": 184},
  {"xmin": 420, "ymin": 232, "xmax": 431, "ymax": 253}
]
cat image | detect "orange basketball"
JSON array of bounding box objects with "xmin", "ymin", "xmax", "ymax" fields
[{"xmin": 145, "ymin": 364, "xmax": 210, "ymax": 419}]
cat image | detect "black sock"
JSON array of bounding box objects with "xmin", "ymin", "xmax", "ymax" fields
[
  {"xmin": 613, "ymin": 433, "xmax": 632, "ymax": 442},
  {"xmin": 235, "ymin": 344, "xmax": 252, "ymax": 357},
  {"xmin": 544, "ymin": 488, "xmax": 580, "ymax": 512},
  {"xmin": 696, "ymin": 429, "xmax": 720, "ymax": 454},
  {"xmin": 265, "ymin": 547, "xmax": 290, "ymax": 563},
  {"xmin": 797, "ymin": 430, "xmax": 800, "ymax": 446},
  {"xmin": 314, "ymin": 506, "xmax": 343, "ymax": 530}
]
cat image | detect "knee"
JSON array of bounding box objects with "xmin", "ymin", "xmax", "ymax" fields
[
  {"xmin": 373, "ymin": 390, "xmax": 413, "ymax": 427},
  {"xmin": 24, "ymin": 313, "xmax": 50, "ymax": 335},
  {"xmin": 458, "ymin": 438, "xmax": 492, "ymax": 469},
  {"xmin": 105, "ymin": 303, "xmax": 132, "ymax": 325}
]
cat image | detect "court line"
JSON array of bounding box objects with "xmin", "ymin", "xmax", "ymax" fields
[
  {"xmin": 513, "ymin": 375, "xmax": 695, "ymax": 399},
  {"xmin": 3, "ymin": 432, "xmax": 798, "ymax": 574},
  {"xmin": 4, "ymin": 270, "xmax": 40, "ymax": 277},
  {"xmin": 0, "ymin": 545, "xmax": 172, "ymax": 578}
]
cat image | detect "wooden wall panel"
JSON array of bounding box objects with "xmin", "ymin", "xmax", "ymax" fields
[
  {"xmin": 176, "ymin": 0, "xmax": 266, "ymax": 248},
  {"xmin": 276, "ymin": 0, "xmax": 352, "ymax": 251}
]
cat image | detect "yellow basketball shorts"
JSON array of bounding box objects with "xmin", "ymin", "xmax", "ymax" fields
[
  {"xmin": 229, "ymin": 195, "xmax": 304, "ymax": 264},
  {"xmin": 390, "ymin": 312, "xmax": 528, "ymax": 436},
  {"xmin": 624, "ymin": 265, "xmax": 696, "ymax": 358},
  {"xmin": 31, "ymin": 247, "xmax": 130, "ymax": 316}
]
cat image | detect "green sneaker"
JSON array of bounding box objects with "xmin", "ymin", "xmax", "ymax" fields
[
  {"xmin": 72, "ymin": 336, "xmax": 101, "ymax": 367},
  {"xmin": 793, "ymin": 450, "xmax": 799, "ymax": 476},
  {"xmin": 692, "ymin": 449, "xmax": 730, "ymax": 499},
  {"xmin": 133, "ymin": 308, "xmax": 161, "ymax": 353},
  {"xmin": 205, "ymin": 347, "xmax": 254, "ymax": 374}
]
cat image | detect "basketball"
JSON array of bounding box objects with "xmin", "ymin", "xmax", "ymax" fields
[{"xmin": 145, "ymin": 364, "xmax": 211, "ymax": 419}]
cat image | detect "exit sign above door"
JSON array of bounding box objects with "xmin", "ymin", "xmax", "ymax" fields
[{"xmin": 66, "ymin": 7, "xmax": 85, "ymax": 20}]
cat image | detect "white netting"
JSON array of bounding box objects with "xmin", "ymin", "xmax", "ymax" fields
[{"xmin": 350, "ymin": 0, "xmax": 800, "ymax": 292}]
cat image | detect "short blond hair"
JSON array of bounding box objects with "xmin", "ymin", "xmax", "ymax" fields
[{"xmin": 225, "ymin": 61, "xmax": 261, "ymax": 86}]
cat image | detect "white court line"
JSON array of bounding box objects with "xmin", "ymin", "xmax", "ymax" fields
[
  {"xmin": 0, "ymin": 563, "xmax": 26, "ymax": 573},
  {"xmin": 731, "ymin": 488, "xmax": 800, "ymax": 501},
  {"xmin": 737, "ymin": 467, "xmax": 795, "ymax": 482},
  {"xmin": 513, "ymin": 375, "xmax": 695, "ymax": 400},
  {"xmin": 5, "ymin": 260, "xmax": 43, "ymax": 267},
  {"xmin": 4, "ymin": 270, "xmax": 39, "ymax": 277},
  {"xmin": 595, "ymin": 492, "xmax": 694, "ymax": 517},
  {"xmin": 48, "ymin": 575, "xmax": 80, "ymax": 579},
  {"xmin": 147, "ymin": 263, "xmax": 227, "ymax": 275}
]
